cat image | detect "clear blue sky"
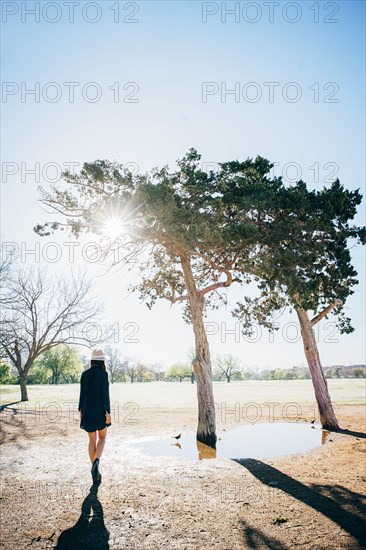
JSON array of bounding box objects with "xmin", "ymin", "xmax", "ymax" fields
[{"xmin": 1, "ymin": 1, "xmax": 365, "ymax": 368}]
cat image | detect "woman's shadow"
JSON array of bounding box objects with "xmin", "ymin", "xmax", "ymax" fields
[{"xmin": 54, "ymin": 483, "xmax": 109, "ymax": 549}]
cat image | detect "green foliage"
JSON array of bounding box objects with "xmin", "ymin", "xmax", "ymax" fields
[
  {"xmin": 324, "ymin": 365, "xmax": 365, "ymax": 379},
  {"xmin": 165, "ymin": 363, "xmax": 192, "ymax": 382},
  {"xmin": 27, "ymin": 364, "xmax": 52, "ymax": 385},
  {"xmin": 260, "ymin": 367, "xmax": 310, "ymax": 380},
  {"xmin": 230, "ymin": 176, "xmax": 365, "ymax": 333},
  {"xmin": 139, "ymin": 369, "xmax": 154, "ymax": 382},
  {"xmin": 351, "ymin": 367, "xmax": 366, "ymax": 378},
  {"xmin": 0, "ymin": 361, "xmax": 15, "ymax": 384},
  {"xmin": 35, "ymin": 149, "xmax": 365, "ymax": 341},
  {"xmin": 241, "ymin": 370, "xmax": 255, "ymax": 380},
  {"xmin": 214, "ymin": 354, "xmax": 242, "ymax": 382},
  {"xmin": 35, "ymin": 150, "xmax": 283, "ymax": 322},
  {"xmin": 36, "ymin": 346, "xmax": 83, "ymax": 384}
]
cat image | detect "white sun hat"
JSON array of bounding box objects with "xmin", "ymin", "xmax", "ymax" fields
[{"xmin": 90, "ymin": 349, "xmax": 110, "ymax": 361}]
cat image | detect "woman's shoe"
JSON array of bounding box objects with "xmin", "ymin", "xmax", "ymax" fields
[{"xmin": 91, "ymin": 458, "xmax": 100, "ymax": 483}]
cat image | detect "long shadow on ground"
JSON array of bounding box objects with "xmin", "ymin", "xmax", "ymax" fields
[
  {"xmin": 0, "ymin": 402, "xmax": 27, "ymax": 444},
  {"xmin": 234, "ymin": 459, "xmax": 366, "ymax": 548},
  {"xmin": 333, "ymin": 428, "xmax": 366, "ymax": 439},
  {"xmin": 54, "ymin": 483, "xmax": 109, "ymax": 550},
  {"xmin": 0, "ymin": 401, "xmax": 22, "ymax": 412}
]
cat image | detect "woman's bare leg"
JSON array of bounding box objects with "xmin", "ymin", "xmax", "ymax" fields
[
  {"xmin": 88, "ymin": 432, "xmax": 97, "ymax": 463},
  {"xmin": 96, "ymin": 428, "xmax": 107, "ymax": 460}
]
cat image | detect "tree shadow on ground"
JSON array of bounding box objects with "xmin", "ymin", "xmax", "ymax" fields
[
  {"xmin": 234, "ymin": 459, "xmax": 366, "ymax": 548},
  {"xmin": 54, "ymin": 483, "xmax": 109, "ymax": 550},
  {"xmin": 239, "ymin": 518, "xmax": 289, "ymax": 550},
  {"xmin": 0, "ymin": 403, "xmax": 27, "ymax": 444},
  {"xmin": 0, "ymin": 401, "xmax": 22, "ymax": 412},
  {"xmin": 0, "ymin": 405, "xmax": 76, "ymax": 444},
  {"xmin": 333, "ymin": 427, "xmax": 366, "ymax": 439}
]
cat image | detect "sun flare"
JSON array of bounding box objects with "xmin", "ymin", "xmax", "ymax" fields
[{"xmin": 102, "ymin": 216, "xmax": 126, "ymax": 240}]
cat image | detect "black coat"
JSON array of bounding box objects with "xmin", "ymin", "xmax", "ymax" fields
[{"xmin": 78, "ymin": 366, "xmax": 111, "ymax": 433}]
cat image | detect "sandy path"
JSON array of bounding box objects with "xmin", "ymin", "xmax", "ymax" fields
[{"xmin": 0, "ymin": 405, "xmax": 365, "ymax": 549}]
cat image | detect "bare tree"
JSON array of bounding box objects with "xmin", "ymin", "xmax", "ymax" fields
[
  {"xmin": 135, "ymin": 362, "xmax": 149, "ymax": 382},
  {"xmin": 123, "ymin": 361, "xmax": 151, "ymax": 383},
  {"xmin": 0, "ymin": 256, "xmax": 13, "ymax": 284},
  {"xmin": 187, "ymin": 348, "xmax": 195, "ymax": 384},
  {"xmin": 150, "ymin": 362, "xmax": 165, "ymax": 381},
  {"xmin": 104, "ymin": 345, "xmax": 127, "ymax": 383},
  {"xmin": 215, "ymin": 354, "xmax": 242, "ymax": 383},
  {"xmin": 0, "ymin": 248, "xmax": 16, "ymax": 305},
  {"xmin": 124, "ymin": 360, "xmax": 138, "ymax": 383},
  {"xmin": 0, "ymin": 268, "xmax": 103, "ymax": 401}
]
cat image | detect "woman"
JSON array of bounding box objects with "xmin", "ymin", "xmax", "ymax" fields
[{"xmin": 78, "ymin": 349, "xmax": 111, "ymax": 483}]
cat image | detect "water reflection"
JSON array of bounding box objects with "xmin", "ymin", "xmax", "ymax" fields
[
  {"xmin": 196, "ymin": 440, "xmax": 217, "ymax": 460},
  {"xmin": 322, "ymin": 430, "xmax": 331, "ymax": 444},
  {"xmin": 131, "ymin": 423, "xmax": 327, "ymax": 461}
]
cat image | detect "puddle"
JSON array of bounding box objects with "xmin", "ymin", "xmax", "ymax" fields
[{"xmin": 130, "ymin": 423, "xmax": 330, "ymax": 460}]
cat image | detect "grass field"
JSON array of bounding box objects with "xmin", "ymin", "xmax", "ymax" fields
[{"xmin": 1, "ymin": 379, "xmax": 365, "ymax": 409}]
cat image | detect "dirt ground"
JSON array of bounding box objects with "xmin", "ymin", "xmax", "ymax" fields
[{"xmin": 0, "ymin": 403, "xmax": 365, "ymax": 550}]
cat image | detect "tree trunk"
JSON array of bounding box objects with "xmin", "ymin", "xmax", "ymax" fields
[
  {"xmin": 226, "ymin": 374, "xmax": 231, "ymax": 383},
  {"xmin": 297, "ymin": 308, "xmax": 339, "ymax": 430},
  {"xmin": 20, "ymin": 373, "xmax": 29, "ymax": 402},
  {"xmin": 180, "ymin": 255, "xmax": 217, "ymax": 447}
]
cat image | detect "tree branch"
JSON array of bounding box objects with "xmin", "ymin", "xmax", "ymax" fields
[
  {"xmin": 167, "ymin": 293, "xmax": 189, "ymax": 304},
  {"xmin": 198, "ymin": 280, "xmax": 230, "ymax": 297},
  {"xmin": 310, "ymin": 299, "xmax": 343, "ymax": 326},
  {"xmin": 194, "ymin": 251, "xmax": 241, "ymax": 297}
]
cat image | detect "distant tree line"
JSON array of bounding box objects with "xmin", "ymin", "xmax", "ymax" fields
[
  {"xmin": 1, "ymin": 348, "xmax": 364, "ymax": 385},
  {"xmin": 0, "ymin": 346, "xmax": 84, "ymax": 385},
  {"xmin": 324, "ymin": 365, "xmax": 366, "ymax": 379}
]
